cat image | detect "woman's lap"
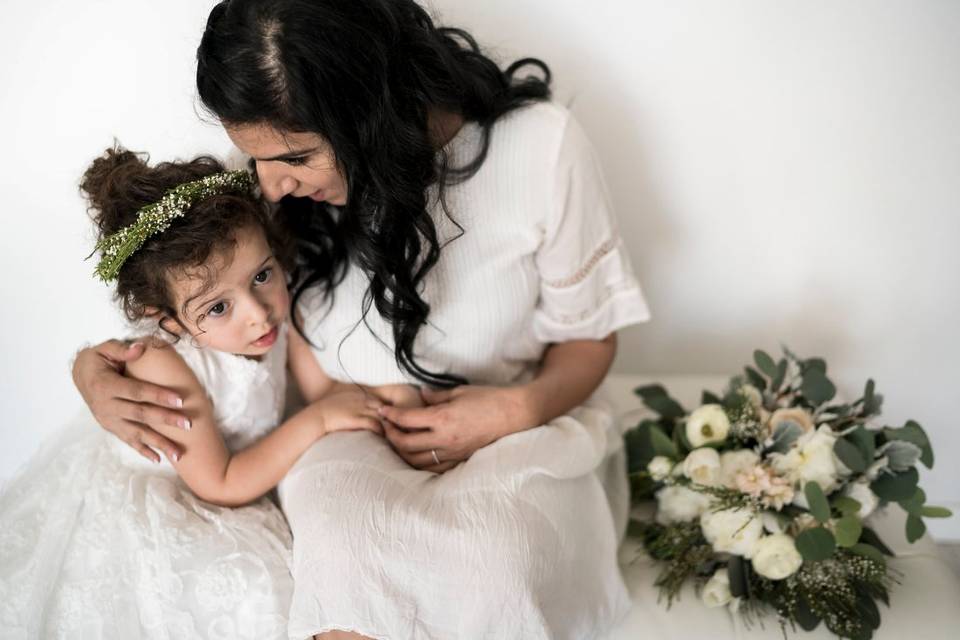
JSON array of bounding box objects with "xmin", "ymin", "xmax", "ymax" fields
[{"xmin": 278, "ymin": 403, "xmax": 631, "ymax": 639}]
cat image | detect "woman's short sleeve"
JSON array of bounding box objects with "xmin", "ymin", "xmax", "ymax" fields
[{"xmin": 532, "ymin": 114, "xmax": 651, "ymax": 343}]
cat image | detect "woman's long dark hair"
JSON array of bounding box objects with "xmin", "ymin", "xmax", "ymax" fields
[{"xmin": 197, "ymin": 0, "xmax": 551, "ymax": 387}]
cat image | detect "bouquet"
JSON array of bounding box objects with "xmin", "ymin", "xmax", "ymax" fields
[{"xmin": 623, "ymin": 347, "xmax": 951, "ymax": 639}]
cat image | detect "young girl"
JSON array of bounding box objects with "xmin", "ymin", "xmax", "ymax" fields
[{"xmin": 0, "ymin": 147, "xmax": 396, "ymax": 639}]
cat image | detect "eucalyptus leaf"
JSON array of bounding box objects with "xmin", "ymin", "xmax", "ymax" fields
[
  {"xmin": 754, "ymin": 349, "xmax": 777, "ymax": 377},
  {"xmin": 804, "ymin": 482, "xmax": 831, "ymax": 523},
  {"xmin": 920, "ymin": 505, "xmax": 953, "ymax": 518},
  {"xmin": 898, "ymin": 488, "xmax": 926, "ymax": 516},
  {"xmin": 878, "ymin": 440, "xmax": 922, "ymax": 472},
  {"xmin": 847, "ymin": 427, "xmax": 876, "ymax": 468},
  {"xmin": 850, "ymin": 543, "xmax": 886, "ymax": 567},
  {"xmin": 834, "ymin": 515, "xmax": 863, "ymax": 547},
  {"xmin": 833, "ymin": 438, "xmax": 867, "ymax": 473},
  {"xmin": 634, "ymin": 384, "xmax": 668, "ymax": 400},
  {"xmin": 771, "ymin": 359, "xmax": 788, "ymax": 391},
  {"xmin": 795, "ymin": 526, "xmax": 836, "ymax": 562},
  {"xmin": 883, "ymin": 421, "xmax": 933, "ymax": 469},
  {"xmin": 803, "ymin": 358, "xmax": 827, "ymax": 374},
  {"xmin": 906, "ymin": 514, "xmax": 926, "ymax": 543},
  {"xmin": 832, "ymin": 496, "xmax": 862, "ymax": 517},
  {"xmin": 801, "ymin": 367, "xmax": 836, "ymax": 405},
  {"xmin": 744, "ymin": 366, "xmax": 767, "ymax": 392},
  {"xmin": 727, "ymin": 556, "xmax": 749, "ymax": 599},
  {"xmin": 767, "ymin": 422, "xmax": 804, "ymax": 454},
  {"xmin": 856, "ymin": 590, "xmax": 881, "ymax": 630},
  {"xmin": 794, "ymin": 597, "xmax": 821, "ymax": 631},
  {"xmin": 649, "ymin": 424, "xmax": 678, "ymax": 459},
  {"xmin": 644, "ymin": 395, "xmax": 686, "ymax": 420},
  {"xmin": 701, "ymin": 390, "xmax": 722, "ymax": 405},
  {"xmin": 870, "ymin": 467, "xmax": 919, "ymax": 502},
  {"xmin": 860, "ymin": 527, "xmax": 894, "ymax": 556}
]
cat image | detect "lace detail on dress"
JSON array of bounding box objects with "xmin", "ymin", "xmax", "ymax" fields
[
  {"xmin": 543, "ymin": 280, "xmax": 639, "ymax": 325},
  {"xmin": 543, "ymin": 238, "xmax": 617, "ymax": 288}
]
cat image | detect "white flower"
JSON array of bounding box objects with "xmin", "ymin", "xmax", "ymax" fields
[
  {"xmin": 701, "ymin": 572, "xmax": 732, "ymax": 608},
  {"xmin": 683, "ymin": 448, "xmax": 722, "ymax": 487},
  {"xmin": 844, "ymin": 481, "xmax": 880, "ymax": 520},
  {"xmin": 770, "ymin": 425, "xmax": 846, "ymax": 494},
  {"xmin": 719, "ymin": 449, "xmax": 761, "ymax": 488},
  {"xmin": 647, "ymin": 456, "xmax": 674, "ymax": 482},
  {"xmin": 739, "ymin": 385, "xmax": 763, "ymax": 411},
  {"xmin": 655, "ymin": 485, "xmax": 713, "ymax": 524},
  {"xmin": 700, "ymin": 507, "xmax": 764, "ymax": 558},
  {"xmin": 686, "ymin": 405, "xmax": 731, "ymax": 447},
  {"xmin": 761, "ymin": 511, "xmax": 785, "ymax": 534},
  {"xmin": 750, "ymin": 533, "xmax": 803, "ymax": 580}
]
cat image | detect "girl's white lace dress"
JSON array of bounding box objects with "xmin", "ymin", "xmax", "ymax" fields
[{"xmin": 0, "ymin": 331, "xmax": 294, "ymax": 639}]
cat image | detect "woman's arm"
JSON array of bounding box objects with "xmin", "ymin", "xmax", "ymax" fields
[
  {"xmin": 379, "ymin": 333, "xmax": 617, "ymax": 472},
  {"xmin": 127, "ymin": 343, "xmax": 382, "ymax": 507},
  {"xmin": 72, "ymin": 340, "xmax": 191, "ymax": 463}
]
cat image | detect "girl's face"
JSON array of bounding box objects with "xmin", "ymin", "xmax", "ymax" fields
[
  {"xmin": 168, "ymin": 225, "xmax": 290, "ymax": 358},
  {"xmin": 225, "ymin": 123, "xmax": 348, "ymax": 206}
]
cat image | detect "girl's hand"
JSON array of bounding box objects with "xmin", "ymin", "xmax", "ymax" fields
[
  {"xmin": 73, "ymin": 339, "xmax": 190, "ymax": 463},
  {"xmin": 313, "ymin": 389, "xmax": 385, "ymax": 436},
  {"xmin": 378, "ymin": 385, "xmax": 536, "ymax": 473},
  {"xmin": 370, "ymin": 384, "xmax": 425, "ymax": 409}
]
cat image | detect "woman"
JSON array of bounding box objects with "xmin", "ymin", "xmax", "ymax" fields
[{"xmin": 72, "ymin": 0, "xmax": 650, "ymax": 637}]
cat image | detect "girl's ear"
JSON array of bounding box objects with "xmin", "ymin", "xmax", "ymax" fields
[{"xmin": 152, "ymin": 309, "xmax": 183, "ymax": 337}]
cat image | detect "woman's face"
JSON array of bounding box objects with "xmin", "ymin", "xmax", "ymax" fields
[{"xmin": 225, "ymin": 123, "xmax": 348, "ymax": 205}]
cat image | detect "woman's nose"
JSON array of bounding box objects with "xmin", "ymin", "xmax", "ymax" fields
[{"xmin": 255, "ymin": 161, "xmax": 297, "ymax": 202}]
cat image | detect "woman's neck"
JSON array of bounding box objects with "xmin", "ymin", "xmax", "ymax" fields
[{"xmin": 428, "ymin": 108, "xmax": 465, "ymax": 150}]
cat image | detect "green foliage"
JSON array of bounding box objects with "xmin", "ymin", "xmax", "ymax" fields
[
  {"xmin": 870, "ymin": 467, "xmax": 919, "ymax": 502},
  {"xmin": 804, "ymin": 482, "xmax": 831, "ymax": 523},
  {"xmin": 800, "ymin": 367, "xmax": 836, "ymax": 405},
  {"xmin": 796, "ymin": 527, "xmax": 836, "ymax": 562},
  {"xmin": 833, "ymin": 438, "xmax": 867, "ymax": 473},
  {"xmin": 834, "ymin": 516, "xmax": 863, "ymax": 548}
]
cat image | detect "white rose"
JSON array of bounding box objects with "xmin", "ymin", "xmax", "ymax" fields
[
  {"xmin": 686, "ymin": 405, "xmax": 731, "ymax": 447},
  {"xmin": 700, "ymin": 507, "xmax": 764, "ymax": 558},
  {"xmin": 683, "ymin": 448, "xmax": 722, "ymax": 487},
  {"xmin": 844, "ymin": 481, "xmax": 880, "ymax": 520},
  {"xmin": 750, "ymin": 533, "xmax": 803, "ymax": 580},
  {"xmin": 655, "ymin": 486, "xmax": 713, "ymax": 524},
  {"xmin": 719, "ymin": 449, "xmax": 761, "ymax": 488},
  {"xmin": 761, "ymin": 511, "xmax": 785, "ymax": 534},
  {"xmin": 770, "ymin": 426, "xmax": 846, "ymax": 493},
  {"xmin": 701, "ymin": 572, "xmax": 732, "ymax": 608},
  {"xmin": 647, "ymin": 456, "xmax": 674, "ymax": 481}
]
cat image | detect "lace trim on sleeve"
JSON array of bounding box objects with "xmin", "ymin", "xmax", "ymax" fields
[
  {"xmin": 543, "ymin": 280, "xmax": 639, "ymax": 325},
  {"xmin": 543, "ymin": 238, "xmax": 617, "ymax": 289}
]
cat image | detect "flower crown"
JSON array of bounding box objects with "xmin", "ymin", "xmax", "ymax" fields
[{"xmin": 93, "ymin": 170, "xmax": 254, "ymax": 283}]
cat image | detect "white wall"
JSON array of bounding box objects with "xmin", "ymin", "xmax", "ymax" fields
[{"xmin": 1, "ymin": 1, "xmax": 958, "ymax": 538}]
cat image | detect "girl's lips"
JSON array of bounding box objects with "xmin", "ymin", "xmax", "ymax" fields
[{"xmin": 252, "ymin": 326, "xmax": 278, "ymax": 348}]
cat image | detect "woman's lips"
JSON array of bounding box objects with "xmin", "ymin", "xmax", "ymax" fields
[{"xmin": 252, "ymin": 326, "xmax": 279, "ymax": 348}]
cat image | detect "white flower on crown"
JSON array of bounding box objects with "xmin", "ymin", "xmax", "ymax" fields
[
  {"xmin": 683, "ymin": 448, "xmax": 722, "ymax": 487},
  {"xmin": 686, "ymin": 405, "xmax": 730, "ymax": 447},
  {"xmin": 701, "ymin": 507, "xmax": 764, "ymax": 558},
  {"xmin": 655, "ymin": 485, "xmax": 713, "ymax": 524}
]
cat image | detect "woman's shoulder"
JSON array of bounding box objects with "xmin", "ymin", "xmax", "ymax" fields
[{"xmin": 493, "ymin": 101, "xmax": 574, "ymax": 144}]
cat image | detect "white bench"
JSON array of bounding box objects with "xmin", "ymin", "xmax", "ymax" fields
[{"xmin": 604, "ymin": 374, "xmax": 960, "ymax": 640}]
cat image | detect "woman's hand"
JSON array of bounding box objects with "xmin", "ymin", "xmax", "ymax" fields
[
  {"xmin": 378, "ymin": 385, "xmax": 535, "ymax": 473},
  {"xmin": 73, "ymin": 339, "xmax": 190, "ymax": 463}
]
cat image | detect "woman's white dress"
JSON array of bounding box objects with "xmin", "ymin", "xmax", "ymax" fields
[
  {"xmin": 281, "ymin": 102, "xmax": 650, "ymax": 639},
  {"xmin": 0, "ymin": 332, "xmax": 294, "ymax": 639}
]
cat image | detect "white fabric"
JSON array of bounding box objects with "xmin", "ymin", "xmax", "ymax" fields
[
  {"xmin": 281, "ymin": 102, "xmax": 649, "ymax": 639},
  {"xmin": 0, "ymin": 332, "xmax": 294, "ymax": 639}
]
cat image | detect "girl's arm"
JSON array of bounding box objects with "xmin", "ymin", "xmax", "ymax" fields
[{"xmin": 126, "ymin": 343, "xmax": 382, "ymax": 507}]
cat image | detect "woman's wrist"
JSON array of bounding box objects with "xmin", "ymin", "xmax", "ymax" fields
[{"xmin": 509, "ymin": 382, "xmax": 548, "ymax": 434}]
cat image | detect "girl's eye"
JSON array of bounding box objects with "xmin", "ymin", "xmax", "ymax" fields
[
  {"xmin": 284, "ymin": 156, "xmax": 307, "ymax": 166},
  {"xmin": 254, "ymin": 267, "xmax": 273, "ymax": 285},
  {"xmin": 208, "ymin": 301, "xmax": 228, "ymax": 317}
]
